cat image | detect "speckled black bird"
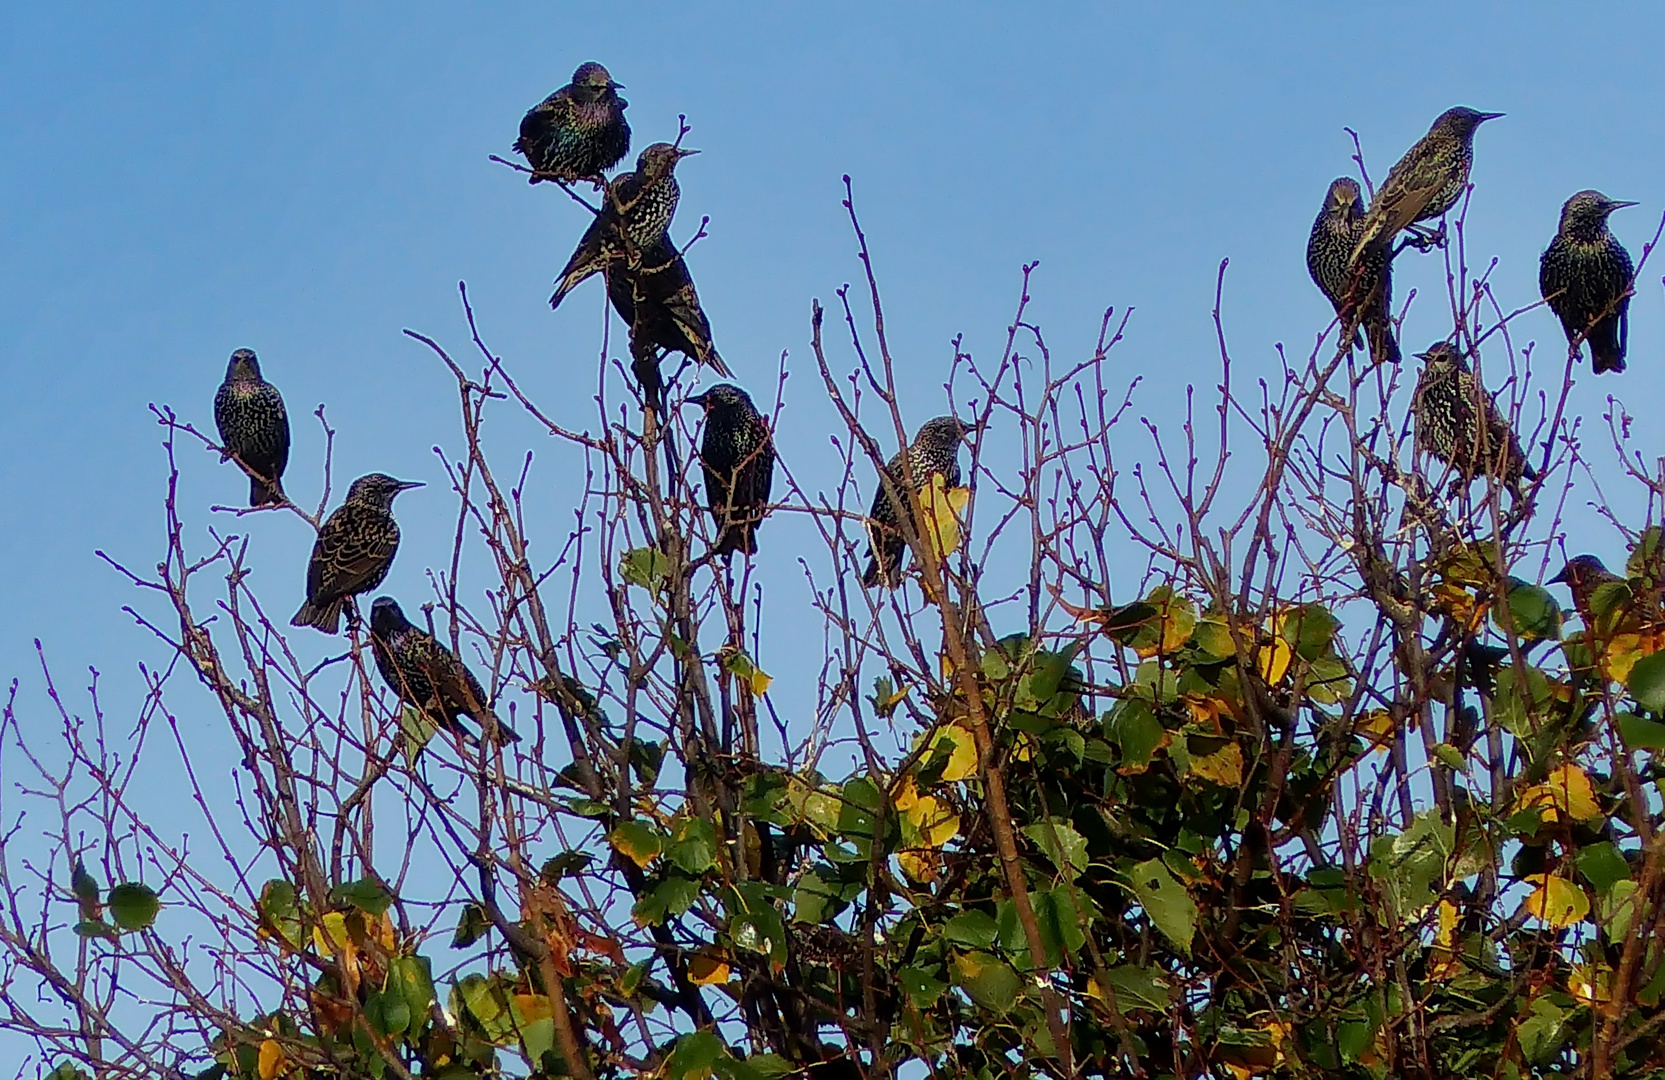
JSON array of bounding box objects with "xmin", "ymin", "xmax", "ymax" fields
[
  {"xmin": 1540, "ymin": 190, "xmax": 1637, "ymax": 375},
  {"xmin": 1549, "ymin": 555, "xmax": 1628, "ymax": 626},
  {"xmin": 369, "ymin": 597, "xmax": 519, "ymax": 745},
  {"xmin": 688, "ymin": 384, "xmax": 775, "ymax": 558},
  {"xmin": 1411, "ymin": 343, "xmax": 1533, "ymax": 498},
  {"xmin": 862, "ymin": 416, "xmax": 972, "ymax": 588},
  {"xmin": 514, "ymin": 62, "xmax": 630, "ymax": 184},
  {"xmin": 550, "ymin": 143, "xmax": 698, "ymax": 309},
  {"xmin": 606, "ymin": 239, "xmax": 730, "ymax": 403},
  {"xmin": 1353, "ymin": 107, "xmax": 1503, "ymax": 262},
  {"xmin": 1307, "ymin": 178, "xmax": 1399, "ymax": 366},
  {"xmin": 213, "ymin": 348, "xmax": 290, "ymax": 506},
  {"xmin": 291, "ymin": 474, "xmax": 422, "ymax": 634}
]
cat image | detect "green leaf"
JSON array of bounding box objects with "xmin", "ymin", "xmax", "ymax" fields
[
  {"xmin": 1125, "ymin": 858, "xmax": 1197, "ymax": 956},
  {"xmin": 1032, "ymin": 886, "xmax": 1088, "ymax": 964},
  {"xmin": 258, "ymin": 879, "xmax": 302, "ymax": 948},
  {"xmin": 540, "ymin": 851, "xmax": 593, "ymax": 883},
  {"xmin": 1576, "ymin": 842, "xmax": 1631, "ymax": 894},
  {"xmin": 1600, "ymin": 879, "xmax": 1641, "ymax": 941},
  {"xmin": 1102, "ymin": 601, "xmax": 1158, "ymax": 645},
  {"xmin": 330, "ymin": 877, "xmax": 393, "ymax": 917},
  {"xmin": 1279, "ymin": 604, "xmax": 1339, "ymax": 660},
  {"xmin": 1617, "ymin": 711, "xmax": 1665, "ymax": 749},
  {"xmin": 952, "ymin": 950, "xmax": 1022, "ymax": 1013},
  {"xmin": 399, "ymin": 703, "xmax": 440, "ymax": 764},
  {"xmin": 1516, "ymin": 996, "xmax": 1569, "ymax": 1064},
  {"xmin": 608, "ymin": 821, "xmax": 665, "ymax": 868},
  {"xmin": 667, "ymin": 1030, "xmax": 726, "ymax": 1080},
  {"xmin": 71, "ymin": 860, "xmax": 99, "ymax": 903},
  {"xmin": 1107, "ymin": 699, "xmax": 1164, "ymax": 768},
  {"xmin": 107, "ymin": 883, "xmax": 160, "ymax": 932},
  {"xmin": 897, "ymin": 966, "xmax": 947, "ymax": 1008},
  {"xmin": 1191, "ymin": 618, "xmax": 1237, "ymax": 662},
  {"xmin": 1499, "ymin": 580, "xmax": 1562, "ymax": 641},
  {"xmin": 621, "ymin": 546, "xmax": 671, "ymax": 590},
  {"xmin": 665, "ymin": 817, "xmax": 718, "ymax": 876},
  {"xmin": 389, "ymin": 954, "xmax": 436, "ymax": 1025},
  {"xmin": 1629, "ymin": 650, "xmax": 1665, "ymax": 714},
  {"xmin": 1022, "ymin": 820, "xmax": 1090, "ymax": 877},
  {"xmin": 943, "ymin": 909, "xmax": 1000, "ymax": 950},
  {"xmin": 631, "ymin": 876, "xmax": 701, "ymax": 925},
  {"xmin": 452, "ymin": 902, "xmax": 490, "ymax": 948},
  {"xmin": 1098, "ymin": 964, "xmax": 1171, "ymax": 1012}
]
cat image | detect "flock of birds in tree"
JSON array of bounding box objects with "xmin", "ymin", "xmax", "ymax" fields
[
  {"xmin": 207, "ymin": 62, "xmax": 967, "ymax": 749},
  {"xmin": 206, "ymin": 86, "xmax": 1645, "ymax": 749}
]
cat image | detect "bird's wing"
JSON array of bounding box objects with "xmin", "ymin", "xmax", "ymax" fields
[
  {"xmin": 312, "ymin": 505, "xmax": 398, "ymax": 599},
  {"xmin": 551, "ymin": 216, "xmax": 612, "ymax": 307}
]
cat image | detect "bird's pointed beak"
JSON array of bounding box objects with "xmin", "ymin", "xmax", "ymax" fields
[
  {"xmin": 396, "ymin": 480, "xmax": 424, "ymax": 492},
  {"xmin": 685, "ymin": 391, "xmax": 708, "ymax": 408},
  {"xmin": 1548, "ymin": 566, "xmax": 1569, "ymax": 586},
  {"xmin": 1413, "ymin": 350, "xmax": 1435, "ymax": 361},
  {"xmin": 1478, "ymin": 111, "xmax": 1505, "ymax": 122},
  {"xmin": 1608, "ymin": 200, "xmax": 1640, "ymax": 211},
  {"xmin": 675, "ymin": 147, "xmax": 700, "ymax": 159},
  {"xmin": 609, "ymin": 80, "xmax": 625, "ymax": 89}
]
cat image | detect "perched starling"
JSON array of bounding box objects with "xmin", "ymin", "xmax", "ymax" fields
[
  {"xmin": 1411, "ymin": 343, "xmax": 1534, "ymax": 498},
  {"xmin": 514, "ymin": 62, "xmax": 630, "ymax": 184},
  {"xmin": 550, "ymin": 143, "xmax": 698, "ymax": 309},
  {"xmin": 213, "ymin": 348, "xmax": 290, "ymax": 506},
  {"xmin": 862, "ymin": 416, "xmax": 972, "ymax": 588},
  {"xmin": 688, "ymin": 384, "xmax": 776, "ymax": 558},
  {"xmin": 291, "ymin": 474, "xmax": 422, "ymax": 634},
  {"xmin": 369, "ymin": 597, "xmax": 519, "ymax": 745},
  {"xmin": 1353, "ymin": 106, "xmax": 1503, "ymax": 262},
  {"xmin": 1549, "ymin": 555, "xmax": 1628, "ymax": 626},
  {"xmin": 1306, "ymin": 178, "xmax": 1399, "ymax": 366},
  {"xmin": 608, "ymin": 239, "xmax": 730, "ymax": 402},
  {"xmin": 1540, "ymin": 190, "xmax": 1637, "ymax": 375}
]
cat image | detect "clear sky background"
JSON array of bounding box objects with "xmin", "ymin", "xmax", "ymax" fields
[{"xmin": 3, "ymin": 1, "xmax": 1664, "ymax": 1072}]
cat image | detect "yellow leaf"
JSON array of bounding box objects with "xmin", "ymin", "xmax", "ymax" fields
[
  {"xmin": 919, "ymin": 475, "xmax": 970, "ymax": 564},
  {"xmin": 932, "ymin": 725, "xmax": 979, "ymax": 782},
  {"xmin": 1569, "ymin": 963, "xmax": 1612, "ymax": 1006},
  {"xmin": 1188, "ymin": 742, "xmax": 1243, "ymax": 787},
  {"xmin": 258, "ymin": 1039, "xmax": 285, "ymax": 1080},
  {"xmin": 1355, "ymin": 709, "xmax": 1395, "ymax": 749},
  {"xmin": 749, "ymin": 668, "xmax": 773, "ymax": 696},
  {"xmin": 1517, "ymin": 764, "xmax": 1601, "ymax": 824},
  {"xmin": 1429, "ymin": 898, "xmax": 1461, "ymax": 980},
  {"xmin": 1521, "ymin": 873, "xmax": 1590, "ymax": 928},
  {"xmin": 1011, "ymin": 732, "xmax": 1037, "ymax": 762},
  {"xmin": 902, "ymin": 793, "xmax": 960, "ymax": 848},
  {"xmin": 373, "ymin": 911, "xmax": 396, "ymax": 950},
  {"xmin": 893, "ymin": 777, "xmax": 921, "ymax": 812},
  {"xmin": 898, "ymin": 850, "xmax": 940, "ymax": 883},
  {"xmin": 687, "ymin": 952, "xmax": 731, "ymax": 986},
  {"xmin": 608, "ymin": 823, "xmax": 663, "ymax": 869},
  {"xmin": 1134, "ymin": 590, "xmax": 1197, "ymax": 658},
  {"xmin": 513, "ymin": 992, "xmax": 553, "ymax": 1022},
  {"xmin": 312, "ymin": 911, "xmax": 350, "ymax": 956},
  {"xmin": 1256, "ymin": 638, "xmax": 1292, "ymax": 685}
]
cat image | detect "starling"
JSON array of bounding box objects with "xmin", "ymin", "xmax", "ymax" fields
[
  {"xmin": 550, "ymin": 143, "xmax": 698, "ymax": 309},
  {"xmin": 291, "ymin": 473, "xmax": 422, "ymax": 634},
  {"xmin": 369, "ymin": 597, "xmax": 519, "ymax": 745},
  {"xmin": 1306, "ymin": 178, "xmax": 1399, "ymax": 366},
  {"xmin": 1353, "ymin": 106, "xmax": 1503, "ymax": 262},
  {"xmin": 862, "ymin": 416, "xmax": 972, "ymax": 588},
  {"xmin": 1410, "ymin": 343, "xmax": 1534, "ymax": 498},
  {"xmin": 608, "ymin": 239, "xmax": 730, "ymax": 402},
  {"xmin": 514, "ymin": 62, "xmax": 630, "ymax": 184},
  {"xmin": 1540, "ymin": 190, "xmax": 1637, "ymax": 375},
  {"xmin": 1549, "ymin": 555, "xmax": 1628, "ymax": 627},
  {"xmin": 688, "ymin": 384, "xmax": 776, "ymax": 558},
  {"xmin": 213, "ymin": 348, "xmax": 290, "ymax": 506}
]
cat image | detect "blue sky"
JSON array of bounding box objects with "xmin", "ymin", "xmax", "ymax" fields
[{"xmin": 3, "ymin": 0, "xmax": 1664, "ymax": 1070}]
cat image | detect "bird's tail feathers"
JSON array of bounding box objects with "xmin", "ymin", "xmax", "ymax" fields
[
  {"xmin": 290, "ymin": 597, "xmax": 344, "ymax": 634},
  {"xmin": 251, "ymin": 475, "xmax": 286, "ymax": 508}
]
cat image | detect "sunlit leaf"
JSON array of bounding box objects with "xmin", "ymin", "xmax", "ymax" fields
[
  {"xmin": 620, "ymin": 546, "xmax": 670, "ymax": 590},
  {"xmin": 687, "ymin": 951, "xmax": 731, "ymax": 986},
  {"xmin": 929, "ymin": 724, "xmax": 978, "ymax": 782},
  {"xmin": 1278, "ymin": 604, "xmax": 1339, "ymax": 660},
  {"xmin": 1022, "ymin": 820, "xmax": 1089, "ymax": 877},
  {"xmin": 918, "ymin": 475, "xmax": 970, "ymax": 564},
  {"xmin": 1515, "ymin": 764, "xmax": 1601, "ymax": 823},
  {"xmin": 1256, "ymin": 638, "xmax": 1292, "ymax": 685},
  {"xmin": 258, "ymin": 1039, "xmax": 284, "ymax": 1080},
  {"xmin": 609, "ymin": 821, "xmax": 664, "ymax": 869},
  {"xmin": 1126, "ymin": 858, "xmax": 1197, "ymax": 955},
  {"xmin": 1187, "ymin": 741, "xmax": 1243, "ymax": 787},
  {"xmin": 1521, "ymin": 873, "xmax": 1590, "ymax": 928}
]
